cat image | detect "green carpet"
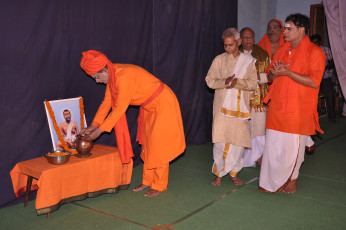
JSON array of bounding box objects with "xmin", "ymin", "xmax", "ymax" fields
[{"xmin": 1, "ymin": 116, "xmax": 345, "ymax": 230}]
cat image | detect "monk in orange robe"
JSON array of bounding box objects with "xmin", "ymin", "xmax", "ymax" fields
[
  {"xmin": 80, "ymin": 50, "xmax": 186, "ymax": 197},
  {"xmin": 259, "ymin": 14, "xmax": 325, "ymax": 194},
  {"xmin": 260, "ymin": 19, "xmax": 316, "ymax": 155},
  {"xmin": 258, "ymin": 19, "xmax": 286, "ymax": 60}
]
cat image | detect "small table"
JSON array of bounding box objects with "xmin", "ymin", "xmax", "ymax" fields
[{"xmin": 10, "ymin": 144, "xmax": 133, "ymax": 216}]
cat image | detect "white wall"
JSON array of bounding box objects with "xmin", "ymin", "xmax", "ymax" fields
[
  {"xmin": 238, "ymin": 0, "xmax": 322, "ymax": 43},
  {"xmin": 238, "ymin": 0, "xmax": 277, "ymax": 43},
  {"xmin": 276, "ymin": 0, "xmax": 322, "ymax": 25}
]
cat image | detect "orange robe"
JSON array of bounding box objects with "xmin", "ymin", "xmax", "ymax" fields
[
  {"xmin": 258, "ymin": 19, "xmax": 286, "ymax": 60},
  {"xmin": 92, "ymin": 64, "xmax": 186, "ymax": 169},
  {"xmin": 263, "ymin": 36, "xmax": 326, "ymax": 135}
]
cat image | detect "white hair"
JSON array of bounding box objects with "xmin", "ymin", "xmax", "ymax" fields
[{"xmin": 222, "ymin": 28, "xmax": 240, "ymax": 41}]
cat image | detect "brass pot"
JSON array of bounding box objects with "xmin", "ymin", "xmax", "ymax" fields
[
  {"xmin": 75, "ymin": 135, "xmax": 94, "ymax": 156},
  {"xmin": 45, "ymin": 151, "xmax": 71, "ymax": 165}
]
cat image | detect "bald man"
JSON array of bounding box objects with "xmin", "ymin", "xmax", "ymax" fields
[{"xmin": 258, "ymin": 19, "xmax": 286, "ymax": 60}]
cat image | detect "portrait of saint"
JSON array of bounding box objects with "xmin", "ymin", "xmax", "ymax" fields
[{"xmin": 44, "ymin": 97, "xmax": 87, "ymax": 151}]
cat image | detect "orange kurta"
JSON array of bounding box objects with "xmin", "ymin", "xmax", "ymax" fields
[
  {"xmin": 264, "ymin": 36, "xmax": 326, "ymax": 135},
  {"xmin": 92, "ymin": 64, "xmax": 186, "ymax": 169}
]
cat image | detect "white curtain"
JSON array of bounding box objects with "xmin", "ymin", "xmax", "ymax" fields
[{"xmin": 323, "ymin": 0, "xmax": 346, "ymax": 99}]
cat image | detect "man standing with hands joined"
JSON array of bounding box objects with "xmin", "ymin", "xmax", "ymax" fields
[
  {"xmin": 206, "ymin": 28, "xmax": 257, "ymax": 186},
  {"xmin": 259, "ymin": 14, "xmax": 325, "ymax": 194}
]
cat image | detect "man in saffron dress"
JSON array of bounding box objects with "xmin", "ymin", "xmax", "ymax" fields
[
  {"xmin": 258, "ymin": 19, "xmax": 286, "ymax": 60},
  {"xmin": 206, "ymin": 28, "xmax": 257, "ymax": 186},
  {"xmin": 259, "ymin": 18, "xmax": 316, "ymax": 154},
  {"xmin": 259, "ymin": 14, "xmax": 325, "ymax": 193},
  {"xmin": 80, "ymin": 50, "xmax": 186, "ymax": 197}
]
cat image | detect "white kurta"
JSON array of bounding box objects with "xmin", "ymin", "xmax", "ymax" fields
[
  {"xmin": 206, "ymin": 52, "xmax": 257, "ymax": 177},
  {"xmin": 206, "ymin": 52, "xmax": 258, "ymax": 148}
]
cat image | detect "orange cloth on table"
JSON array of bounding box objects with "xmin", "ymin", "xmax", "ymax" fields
[
  {"xmin": 263, "ymin": 36, "xmax": 326, "ymax": 135},
  {"xmin": 10, "ymin": 145, "xmax": 132, "ymax": 215},
  {"xmin": 89, "ymin": 62, "xmax": 186, "ymax": 169},
  {"xmin": 258, "ymin": 19, "xmax": 286, "ymax": 60},
  {"xmin": 81, "ymin": 50, "xmax": 134, "ymax": 163}
]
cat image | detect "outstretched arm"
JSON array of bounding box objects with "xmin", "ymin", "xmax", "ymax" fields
[
  {"xmin": 84, "ymin": 127, "xmax": 102, "ymax": 141},
  {"xmin": 92, "ymin": 85, "xmax": 112, "ymax": 127}
]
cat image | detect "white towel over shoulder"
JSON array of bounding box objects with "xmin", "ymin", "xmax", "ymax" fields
[{"xmin": 221, "ymin": 53, "xmax": 255, "ymax": 120}]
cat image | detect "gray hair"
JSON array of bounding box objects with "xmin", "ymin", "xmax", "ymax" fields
[{"xmin": 222, "ymin": 28, "xmax": 240, "ymax": 41}]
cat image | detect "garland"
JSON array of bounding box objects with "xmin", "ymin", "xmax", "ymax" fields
[
  {"xmin": 79, "ymin": 97, "xmax": 85, "ymax": 130},
  {"xmin": 45, "ymin": 97, "xmax": 85, "ymax": 155}
]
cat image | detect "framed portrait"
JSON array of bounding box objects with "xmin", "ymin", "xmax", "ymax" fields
[{"xmin": 44, "ymin": 97, "xmax": 87, "ymax": 151}]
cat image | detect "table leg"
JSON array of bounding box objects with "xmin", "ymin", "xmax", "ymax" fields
[{"xmin": 24, "ymin": 176, "xmax": 33, "ymax": 207}]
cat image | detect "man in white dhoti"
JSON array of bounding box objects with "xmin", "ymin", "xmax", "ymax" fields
[
  {"xmin": 239, "ymin": 27, "xmax": 270, "ymax": 168},
  {"xmin": 57, "ymin": 109, "xmax": 79, "ymax": 149},
  {"xmin": 206, "ymin": 28, "xmax": 257, "ymax": 186},
  {"xmin": 259, "ymin": 14, "xmax": 325, "ymax": 193}
]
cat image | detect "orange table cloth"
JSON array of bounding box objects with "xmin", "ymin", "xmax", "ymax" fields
[{"xmin": 10, "ymin": 144, "xmax": 133, "ymax": 215}]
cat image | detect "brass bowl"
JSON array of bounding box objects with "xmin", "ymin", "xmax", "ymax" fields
[
  {"xmin": 45, "ymin": 151, "xmax": 71, "ymax": 165},
  {"xmin": 75, "ymin": 136, "xmax": 94, "ymax": 156}
]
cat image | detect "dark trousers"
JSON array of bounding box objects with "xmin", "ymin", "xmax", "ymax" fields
[{"xmin": 321, "ymin": 78, "xmax": 336, "ymax": 121}]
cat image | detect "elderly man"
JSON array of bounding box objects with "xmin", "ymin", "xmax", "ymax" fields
[
  {"xmin": 206, "ymin": 28, "xmax": 257, "ymax": 186},
  {"xmin": 80, "ymin": 50, "xmax": 186, "ymax": 197},
  {"xmin": 259, "ymin": 14, "xmax": 325, "ymax": 194},
  {"xmin": 258, "ymin": 19, "xmax": 286, "ymax": 60},
  {"xmin": 240, "ymin": 27, "xmax": 270, "ymax": 167}
]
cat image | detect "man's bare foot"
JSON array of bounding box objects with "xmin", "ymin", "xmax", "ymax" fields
[
  {"xmin": 282, "ymin": 180, "xmax": 296, "ymax": 194},
  {"xmin": 256, "ymin": 156, "xmax": 262, "ymax": 166},
  {"xmin": 144, "ymin": 189, "xmax": 160, "ymax": 197},
  {"xmin": 230, "ymin": 176, "xmax": 243, "ymax": 185},
  {"xmin": 212, "ymin": 177, "xmax": 222, "ymax": 186},
  {"xmin": 133, "ymin": 184, "xmax": 149, "ymax": 192}
]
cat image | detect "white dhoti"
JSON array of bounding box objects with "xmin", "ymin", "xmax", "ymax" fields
[
  {"xmin": 259, "ymin": 129, "xmax": 308, "ymax": 192},
  {"xmin": 243, "ymin": 109, "xmax": 266, "ymax": 167},
  {"xmin": 243, "ymin": 135, "xmax": 265, "ymax": 167},
  {"xmin": 212, "ymin": 143, "xmax": 244, "ymax": 177},
  {"xmin": 306, "ymin": 136, "xmax": 314, "ymax": 147}
]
